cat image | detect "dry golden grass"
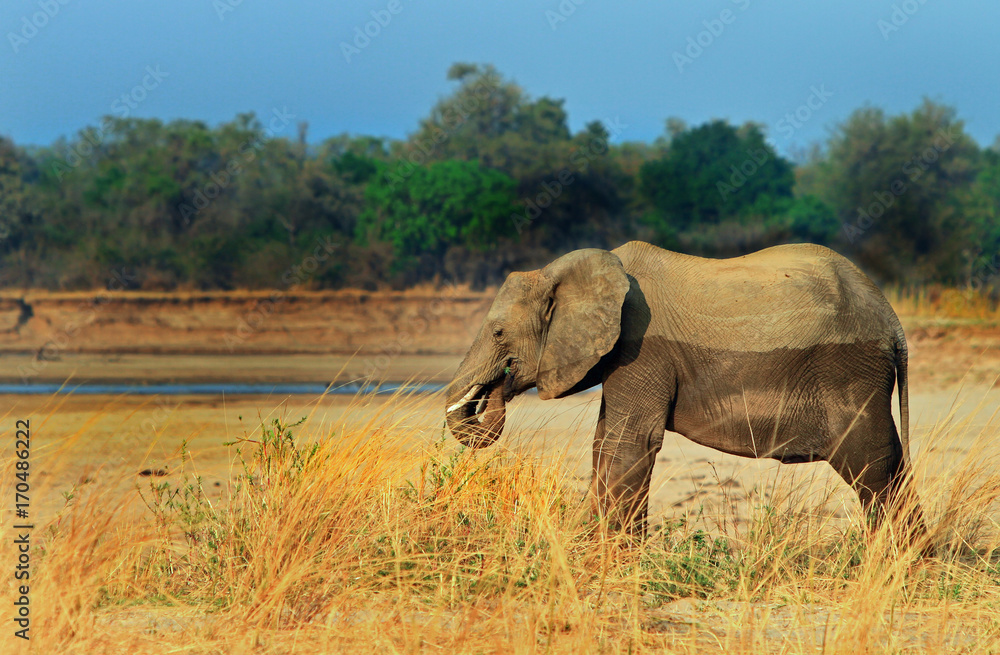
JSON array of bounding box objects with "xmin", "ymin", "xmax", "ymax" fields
[
  {"xmin": 887, "ymin": 286, "xmax": 1000, "ymax": 323},
  {"xmin": 2, "ymin": 390, "xmax": 999, "ymax": 654}
]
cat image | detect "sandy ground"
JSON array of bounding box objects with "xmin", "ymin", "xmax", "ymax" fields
[{"xmin": 6, "ymin": 379, "xmax": 999, "ymax": 531}]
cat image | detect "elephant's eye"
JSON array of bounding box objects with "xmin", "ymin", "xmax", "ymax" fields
[{"xmin": 493, "ymin": 327, "xmax": 504, "ymax": 340}]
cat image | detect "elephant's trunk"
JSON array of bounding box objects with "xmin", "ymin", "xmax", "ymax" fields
[
  {"xmin": 446, "ymin": 381, "xmax": 506, "ymax": 448},
  {"xmin": 445, "ymin": 362, "xmax": 516, "ymax": 448}
]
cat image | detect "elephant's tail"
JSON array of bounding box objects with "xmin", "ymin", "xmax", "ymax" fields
[{"xmin": 894, "ymin": 328, "xmax": 911, "ymax": 467}]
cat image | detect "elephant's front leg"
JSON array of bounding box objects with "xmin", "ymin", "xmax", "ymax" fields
[{"xmin": 591, "ymin": 394, "xmax": 668, "ymax": 536}]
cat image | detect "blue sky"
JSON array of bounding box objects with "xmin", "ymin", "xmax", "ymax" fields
[{"xmin": 2, "ymin": 0, "xmax": 998, "ymax": 156}]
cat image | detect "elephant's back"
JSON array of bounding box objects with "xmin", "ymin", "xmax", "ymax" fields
[{"xmin": 614, "ymin": 241, "xmax": 895, "ymax": 353}]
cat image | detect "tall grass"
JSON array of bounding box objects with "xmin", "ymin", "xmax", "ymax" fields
[
  {"xmin": 2, "ymin": 390, "xmax": 1000, "ymax": 653},
  {"xmin": 887, "ymin": 285, "xmax": 1000, "ymax": 322}
]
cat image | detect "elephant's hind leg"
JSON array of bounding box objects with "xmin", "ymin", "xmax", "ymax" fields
[
  {"xmin": 826, "ymin": 415, "xmax": 924, "ymax": 538},
  {"xmin": 828, "ymin": 433, "xmax": 904, "ymax": 518}
]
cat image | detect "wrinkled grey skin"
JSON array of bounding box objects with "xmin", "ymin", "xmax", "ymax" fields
[{"xmin": 446, "ymin": 241, "xmax": 921, "ymax": 535}]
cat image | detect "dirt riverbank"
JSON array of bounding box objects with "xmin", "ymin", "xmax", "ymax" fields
[{"xmin": 2, "ymin": 289, "xmax": 1000, "ymax": 389}]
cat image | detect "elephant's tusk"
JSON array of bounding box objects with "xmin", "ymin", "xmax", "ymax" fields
[
  {"xmin": 447, "ymin": 385, "xmax": 483, "ymax": 413},
  {"xmin": 475, "ymin": 395, "xmax": 488, "ymax": 418}
]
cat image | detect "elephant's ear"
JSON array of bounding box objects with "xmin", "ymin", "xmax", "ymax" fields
[{"xmin": 536, "ymin": 249, "xmax": 630, "ymax": 400}]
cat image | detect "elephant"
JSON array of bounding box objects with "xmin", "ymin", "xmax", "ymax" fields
[{"xmin": 445, "ymin": 240, "xmax": 921, "ymax": 535}]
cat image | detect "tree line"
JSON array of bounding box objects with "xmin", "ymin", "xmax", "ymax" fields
[{"xmin": 1, "ymin": 63, "xmax": 998, "ymax": 291}]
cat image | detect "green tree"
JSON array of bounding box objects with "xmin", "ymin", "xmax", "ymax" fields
[
  {"xmin": 800, "ymin": 99, "xmax": 981, "ymax": 282},
  {"xmin": 638, "ymin": 120, "xmax": 795, "ymax": 252},
  {"xmin": 963, "ymin": 140, "xmax": 1000, "ymax": 288},
  {"xmin": 357, "ymin": 159, "xmax": 519, "ymax": 278},
  {"xmin": 406, "ymin": 63, "xmax": 526, "ymax": 165},
  {"xmin": 400, "ymin": 64, "xmax": 629, "ymax": 255},
  {"xmin": 0, "ymin": 137, "xmax": 42, "ymax": 285},
  {"xmin": 640, "ymin": 120, "xmax": 794, "ymax": 230}
]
